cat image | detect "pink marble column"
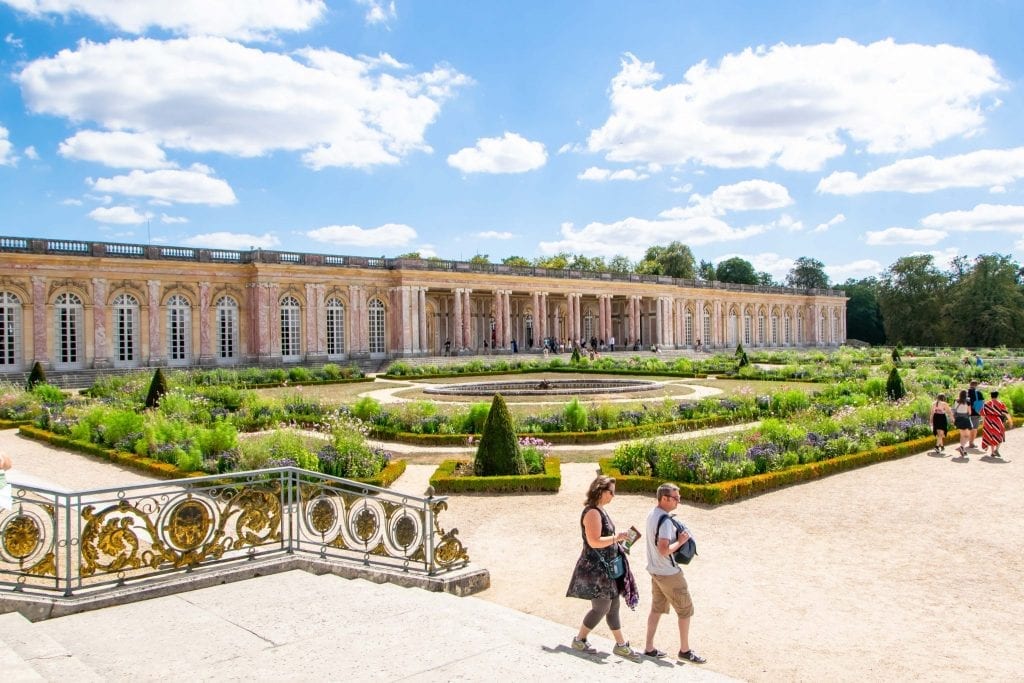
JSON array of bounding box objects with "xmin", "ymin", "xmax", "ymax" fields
[
  {"xmin": 462, "ymin": 289, "xmax": 473, "ymax": 349},
  {"xmin": 30, "ymin": 276, "xmax": 48, "ymax": 365},
  {"xmin": 147, "ymin": 280, "xmax": 162, "ymax": 363},
  {"xmin": 493, "ymin": 290, "xmax": 503, "ymax": 349},
  {"xmin": 199, "ymin": 281, "xmax": 212, "ymax": 361},
  {"xmin": 452, "ymin": 289, "xmax": 463, "ymax": 349},
  {"xmin": 503, "ymin": 291, "xmax": 512, "ymax": 348},
  {"xmin": 91, "ymin": 278, "xmax": 108, "ymax": 367},
  {"xmin": 418, "ymin": 287, "xmax": 427, "ymax": 352}
]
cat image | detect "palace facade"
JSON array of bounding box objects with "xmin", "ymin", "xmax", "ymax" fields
[{"xmin": 0, "ymin": 236, "xmax": 846, "ymax": 373}]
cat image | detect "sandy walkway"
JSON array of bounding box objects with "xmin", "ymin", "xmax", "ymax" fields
[{"xmin": 3, "ymin": 430, "xmax": 1021, "ymax": 681}]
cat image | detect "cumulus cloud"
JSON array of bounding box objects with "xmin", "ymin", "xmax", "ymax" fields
[
  {"xmin": 160, "ymin": 213, "xmax": 189, "ymax": 224},
  {"xmin": 356, "ymin": 0, "xmax": 396, "ymax": 25},
  {"xmin": 919, "ymin": 203, "xmax": 1024, "ymax": 233},
  {"xmin": 475, "ymin": 230, "xmax": 514, "ymax": 240},
  {"xmin": 18, "ymin": 36, "xmax": 469, "ymax": 170},
  {"xmin": 865, "ymin": 227, "xmax": 947, "ymax": 245},
  {"xmin": 813, "ymin": 213, "xmax": 846, "ymax": 233},
  {"xmin": 817, "ymin": 146, "xmax": 1024, "ymax": 194},
  {"xmin": 718, "ymin": 251, "xmax": 794, "ymax": 281},
  {"xmin": 306, "ymin": 223, "xmax": 416, "ymax": 248},
  {"xmin": 0, "ymin": 125, "xmax": 14, "ymax": 165},
  {"xmin": 588, "ymin": 40, "xmax": 1004, "ymax": 171},
  {"xmin": 183, "ymin": 231, "xmax": 280, "ymax": 250},
  {"xmin": 447, "ymin": 132, "xmax": 547, "ymax": 174},
  {"xmin": 88, "ymin": 205, "xmax": 151, "ymax": 224},
  {"xmin": 59, "ymin": 130, "xmax": 174, "ymax": 169},
  {"xmin": 577, "ymin": 167, "xmax": 649, "ymax": 182},
  {"xmin": 89, "ymin": 164, "xmax": 237, "ymax": 205},
  {"xmin": 660, "ymin": 179, "xmax": 792, "ymax": 219},
  {"xmin": 825, "ymin": 259, "xmax": 884, "ymax": 280},
  {"xmin": 4, "ymin": 0, "xmax": 326, "ymax": 41}
]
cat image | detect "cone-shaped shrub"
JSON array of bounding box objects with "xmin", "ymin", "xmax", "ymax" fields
[
  {"xmin": 886, "ymin": 366, "xmax": 905, "ymax": 401},
  {"xmin": 145, "ymin": 368, "xmax": 170, "ymax": 409},
  {"xmin": 571, "ymin": 346, "xmax": 581, "ymax": 364},
  {"xmin": 735, "ymin": 343, "xmax": 745, "ymax": 358},
  {"xmin": 26, "ymin": 361, "xmax": 46, "ymax": 391},
  {"xmin": 473, "ymin": 394, "xmax": 527, "ymax": 476}
]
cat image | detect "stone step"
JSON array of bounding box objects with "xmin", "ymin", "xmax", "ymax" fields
[{"xmin": 0, "ymin": 612, "xmax": 102, "ymax": 681}]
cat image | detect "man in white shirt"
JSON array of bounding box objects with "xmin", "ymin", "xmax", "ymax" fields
[{"xmin": 643, "ymin": 483, "xmax": 706, "ymax": 664}]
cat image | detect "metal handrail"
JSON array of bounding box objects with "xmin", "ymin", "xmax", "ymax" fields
[{"xmin": 0, "ymin": 467, "xmax": 469, "ymax": 598}]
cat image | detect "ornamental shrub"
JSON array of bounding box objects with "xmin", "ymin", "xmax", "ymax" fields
[
  {"xmin": 26, "ymin": 361, "xmax": 46, "ymax": 391},
  {"xmin": 461, "ymin": 402, "xmax": 491, "ymax": 433},
  {"xmin": 571, "ymin": 346, "xmax": 581, "ymax": 364},
  {"xmin": 145, "ymin": 368, "xmax": 169, "ymax": 409},
  {"xmin": 352, "ymin": 396, "xmax": 382, "ymax": 422},
  {"xmin": 474, "ymin": 394, "xmax": 526, "ymax": 476},
  {"xmin": 886, "ymin": 367, "xmax": 905, "ymax": 401},
  {"xmin": 562, "ymin": 398, "xmax": 588, "ymax": 432}
]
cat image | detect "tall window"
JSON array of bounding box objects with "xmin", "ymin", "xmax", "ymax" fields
[
  {"xmin": 280, "ymin": 295, "xmax": 301, "ymax": 360},
  {"xmin": 167, "ymin": 294, "xmax": 191, "ymax": 365},
  {"xmin": 0, "ymin": 292, "xmax": 21, "ymax": 367},
  {"xmin": 216, "ymin": 296, "xmax": 238, "ymax": 361},
  {"xmin": 55, "ymin": 292, "xmax": 83, "ymax": 368},
  {"xmin": 583, "ymin": 309, "xmax": 594, "ymax": 342},
  {"xmin": 702, "ymin": 310, "xmax": 711, "ymax": 346},
  {"xmin": 368, "ymin": 298, "xmax": 386, "ymax": 354},
  {"xmin": 819, "ymin": 312, "xmax": 827, "ymax": 345},
  {"xmin": 757, "ymin": 313, "xmax": 765, "ymax": 345},
  {"xmin": 784, "ymin": 314, "xmax": 792, "ymax": 345},
  {"xmin": 112, "ymin": 293, "xmax": 139, "ymax": 366},
  {"xmin": 684, "ymin": 310, "xmax": 693, "ymax": 346},
  {"xmin": 326, "ymin": 297, "xmax": 345, "ymax": 357},
  {"xmin": 524, "ymin": 313, "xmax": 533, "ymax": 347},
  {"xmin": 796, "ymin": 312, "xmax": 804, "ymax": 344},
  {"xmin": 743, "ymin": 312, "xmax": 752, "ymax": 345},
  {"xmin": 727, "ymin": 310, "xmax": 738, "ymax": 345},
  {"xmin": 832, "ymin": 312, "xmax": 839, "ymax": 344},
  {"xmin": 771, "ymin": 314, "xmax": 779, "ymax": 346}
]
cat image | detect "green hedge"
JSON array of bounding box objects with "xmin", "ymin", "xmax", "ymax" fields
[
  {"xmin": 243, "ymin": 377, "xmax": 376, "ymax": 389},
  {"xmin": 601, "ymin": 431, "xmax": 990, "ymax": 505},
  {"xmin": 429, "ymin": 457, "xmax": 561, "ymax": 493},
  {"xmin": 0, "ymin": 419, "xmax": 31, "ymax": 430}
]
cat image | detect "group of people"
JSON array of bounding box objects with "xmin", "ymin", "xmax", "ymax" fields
[
  {"xmin": 931, "ymin": 380, "xmax": 1011, "ymax": 459},
  {"xmin": 565, "ymin": 475, "xmax": 706, "ymax": 665}
]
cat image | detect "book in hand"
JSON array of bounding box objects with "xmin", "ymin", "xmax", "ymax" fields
[{"xmin": 623, "ymin": 525, "xmax": 642, "ymax": 551}]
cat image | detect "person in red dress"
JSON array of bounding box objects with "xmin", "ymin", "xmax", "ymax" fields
[{"xmin": 980, "ymin": 391, "xmax": 1011, "ymax": 458}]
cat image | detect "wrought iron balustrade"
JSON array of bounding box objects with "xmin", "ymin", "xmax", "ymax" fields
[{"xmin": 0, "ymin": 468, "xmax": 469, "ymax": 598}]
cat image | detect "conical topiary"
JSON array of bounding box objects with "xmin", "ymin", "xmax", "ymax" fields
[
  {"xmin": 145, "ymin": 368, "xmax": 169, "ymax": 409},
  {"xmin": 735, "ymin": 343, "xmax": 745, "ymax": 358},
  {"xmin": 891, "ymin": 346, "xmax": 902, "ymax": 364},
  {"xmin": 886, "ymin": 366, "xmax": 905, "ymax": 401},
  {"xmin": 571, "ymin": 346, "xmax": 581, "ymax": 364},
  {"xmin": 473, "ymin": 394, "xmax": 527, "ymax": 476},
  {"xmin": 26, "ymin": 361, "xmax": 47, "ymax": 391}
]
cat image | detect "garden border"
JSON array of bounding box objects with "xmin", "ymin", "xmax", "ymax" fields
[{"xmin": 428, "ymin": 457, "xmax": 561, "ymax": 494}]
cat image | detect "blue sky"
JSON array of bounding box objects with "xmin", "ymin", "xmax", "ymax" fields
[{"xmin": 1, "ymin": 0, "xmax": 1023, "ymax": 284}]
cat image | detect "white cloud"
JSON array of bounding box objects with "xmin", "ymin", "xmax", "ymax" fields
[
  {"xmin": 577, "ymin": 167, "xmax": 649, "ymax": 182},
  {"xmin": 59, "ymin": 131, "xmax": 175, "ymax": 169},
  {"xmin": 18, "ymin": 37, "xmax": 469, "ymax": 170},
  {"xmin": 356, "ymin": 0, "xmax": 396, "ymax": 25},
  {"xmin": 448, "ymin": 132, "xmax": 547, "ymax": 174},
  {"xmin": 89, "ymin": 164, "xmax": 237, "ymax": 205},
  {"xmin": 306, "ymin": 223, "xmax": 416, "ymax": 248},
  {"xmin": 61, "ymin": 198, "xmax": 83, "ymax": 206},
  {"xmin": 734, "ymin": 252, "xmax": 794, "ymax": 281},
  {"xmin": 920, "ymin": 203, "xmax": 1024, "ymax": 233},
  {"xmin": 476, "ymin": 230, "xmax": 514, "ymax": 240},
  {"xmin": 183, "ymin": 231, "xmax": 280, "ymax": 250},
  {"xmin": 588, "ymin": 40, "xmax": 1004, "ymax": 171},
  {"xmin": 88, "ymin": 205, "xmax": 151, "ymax": 224},
  {"xmin": 817, "ymin": 147, "xmax": 1024, "ymax": 194},
  {"xmin": 160, "ymin": 213, "xmax": 189, "ymax": 224},
  {"xmin": 23, "ymin": 145, "xmax": 38, "ymax": 160},
  {"xmin": 661, "ymin": 179, "xmax": 792, "ymax": 219},
  {"xmin": 813, "ymin": 213, "xmax": 846, "ymax": 233},
  {"xmin": 915, "ymin": 247, "xmax": 960, "ymax": 267},
  {"xmin": 0, "ymin": 125, "xmax": 15, "ymax": 165},
  {"xmin": 539, "ymin": 215, "xmax": 768, "ymax": 260},
  {"xmin": 5, "ymin": 0, "xmax": 326, "ymax": 41},
  {"xmin": 5, "ymin": 33, "xmax": 24, "ymax": 49},
  {"xmin": 417, "ymin": 243, "xmax": 438, "ymax": 258},
  {"xmin": 865, "ymin": 227, "xmax": 947, "ymax": 245},
  {"xmin": 825, "ymin": 259, "xmax": 884, "ymax": 280}
]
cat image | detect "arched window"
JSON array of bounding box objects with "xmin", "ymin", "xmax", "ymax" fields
[
  {"xmin": 280, "ymin": 295, "xmax": 301, "ymax": 360},
  {"xmin": 684, "ymin": 309, "xmax": 693, "ymax": 346},
  {"xmin": 55, "ymin": 292, "xmax": 83, "ymax": 368},
  {"xmin": 832, "ymin": 310, "xmax": 839, "ymax": 344},
  {"xmin": 583, "ymin": 309, "xmax": 594, "ymax": 342},
  {"xmin": 819, "ymin": 311, "xmax": 828, "ymax": 345},
  {"xmin": 216, "ymin": 296, "xmax": 238, "ymax": 361},
  {"xmin": 368, "ymin": 298, "xmax": 386, "ymax": 354},
  {"xmin": 702, "ymin": 309, "xmax": 711, "ymax": 346},
  {"xmin": 326, "ymin": 297, "xmax": 345, "ymax": 357},
  {"xmin": 771, "ymin": 311, "xmax": 779, "ymax": 346},
  {"xmin": 167, "ymin": 294, "xmax": 191, "ymax": 365},
  {"xmin": 0, "ymin": 292, "xmax": 22, "ymax": 367},
  {"xmin": 112, "ymin": 293, "xmax": 139, "ymax": 366},
  {"xmin": 743, "ymin": 310, "xmax": 752, "ymax": 346},
  {"xmin": 728, "ymin": 308, "xmax": 739, "ymax": 345},
  {"xmin": 796, "ymin": 312, "xmax": 804, "ymax": 344},
  {"xmin": 757, "ymin": 311, "xmax": 766, "ymax": 345},
  {"xmin": 524, "ymin": 313, "xmax": 534, "ymax": 347}
]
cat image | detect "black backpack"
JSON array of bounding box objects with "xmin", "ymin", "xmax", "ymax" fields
[{"xmin": 657, "ymin": 513, "xmax": 697, "ymax": 565}]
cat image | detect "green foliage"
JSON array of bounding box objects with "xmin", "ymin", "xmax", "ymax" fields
[
  {"xmin": 31, "ymin": 383, "xmax": 66, "ymax": 406},
  {"xmin": 145, "ymin": 368, "xmax": 169, "ymax": 409},
  {"xmin": 26, "ymin": 361, "xmax": 46, "ymax": 391},
  {"xmin": 288, "ymin": 366, "xmax": 312, "ymax": 382},
  {"xmin": 570, "ymin": 346, "xmax": 581, "ymax": 363},
  {"xmin": 886, "ymin": 367, "xmax": 906, "ymax": 401},
  {"xmin": 474, "ymin": 394, "xmax": 526, "ymax": 476},
  {"xmin": 461, "ymin": 402, "xmax": 491, "ymax": 433},
  {"xmin": 352, "ymin": 396, "xmax": 382, "ymax": 422},
  {"xmin": 562, "ymin": 398, "xmax": 588, "ymax": 432}
]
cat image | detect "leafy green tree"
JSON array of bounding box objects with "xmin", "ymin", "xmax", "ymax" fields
[
  {"xmin": 569, "ymin": 254, "xmax": 607, "ymax": 272},
  {"xmin": 843, "ymin": 278, "xmax": 886, "ymax": 345},
  {"xmin": 395, "ymin": 251, "xmax": 421, "ymax": 259},
  {"xmin": 697, "ymin": 259, "xmax": 717, "ymax": 281},
  {"xmin": 786, "ymin": 257, "xmax": 830, "ymax": 290},
  {"xmin": 468, "ymin": 253, "xmax": 490, "ymax": 265},
  {"xmin": 608, "ymin": 255, "xmax": 634, "ymax": 273},
  {"xmin": 501, "ymin": 255, "xmax": 531, "ymax": 268},
  {"xmin": 145, "ymin": 368, "xmax": 170, "ymax": 409},
  {"xmin": 715, "ymin": 257, "xmax": 758, "ymax": 285},
  {"xmin": 473, "ymin": 394, "xmax": 527, "ymax": 476},
  {"xmin": 886, "ymin": 366, "xmax": 905, "ymax": 401},
  {"xmin": 26, "ymin": 361, "xmax": 47, "ymax": 391},
  {"xmin": 946, "ymin": 253, "xmax": 1024, "ymax": 346},
  {"xmin": 756, "ymin": 271, "xmax": 777, "ymax": 287},
  {"xmin": 635, "ymin": 241, "xmax": 695, "ymax": 279},
  {"xmin": 877, "ymin": 255, "xmax": 948, "ymax": 345},
  {"xmin": 533, "ymin": 253, "xmax": 570, "ymax": 270}
]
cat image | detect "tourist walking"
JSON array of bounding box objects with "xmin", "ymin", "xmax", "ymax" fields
[
  {"xmin": 967, "ymin": 380, "xmax": 984, "ymax": 448},
  {"xmin": 980, "ymin": 391, "xmax": 1011, "ymax": 458},
  {"xmin": 951, "ymin": 391, "xmax": 972, "ymax": 457},
  {"xmin": 643, "ymin": 483, "xmax": 706, "ymax": 664},
  {"xmin": 566, "ymin": 475, "xmax": 641, "ymax": 661},
  {"xmin": 931, "ymin": 393, "xmax": 954, "ymax": 453}
]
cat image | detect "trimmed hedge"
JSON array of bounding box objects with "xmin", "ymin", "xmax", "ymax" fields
[
  {"xmin": 18, "ymin": 424, "xmax": 406, "ymax": 487},
  {"xmin": 600, "ymin": 430, "xmax": 1003, "ymax": 505},
  {"xmin": 429, "ymin": 457, "xmax": 561, "ymax": 493},
  {"xmin": 242, "ymin": 377, "xmax": 375, "ymax": 389},
  {"xmin": 0, "ymin": 419, "xmax": 32, "ymax": 430}
]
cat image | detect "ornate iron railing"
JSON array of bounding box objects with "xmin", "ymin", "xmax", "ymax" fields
[{"xmin": 0, "ymin": 468, "xmax": 469, "ymax": 597}]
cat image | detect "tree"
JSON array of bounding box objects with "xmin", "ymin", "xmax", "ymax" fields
[
  {"xmin": 145, "ymin": 368, "xmax": 169, "ymax": 409},
  {"xmin": 886, "ymin": 367, "xmax": 905, "ymax": 401},
  {"xmin": 715, "ymin": 257, "xmax": 758, "ymax": 285},
  {"xmin": 756, "ymin": 271, "xmax": 777, "ymax": 287},
  {"xmin": 533, "ymin": 253, "xmax": 570, "ymax": 270},
  {"xmin": 501, "ymin": 255, "xmax": 531, "ymax": 268},
  {"xmin": 945, "ymin": 253, "xmax": 1024, "ymax": 347},
  {"xmin": 877, "ymin": 255, "xmax": 948, "ymax": 345},
  {"xmin": 569, "ymin": 254, "xmax": 607, "ymax": 272},
  {"xmin": 26, "ymin": 361, "xmax": 47, "ymax": 391},
  {"xmin": 697, "ymin": 259, "xmax": 716, "ymax": 281},
  {"xmin": 635, "ymin": 242, "xmax": 695, "ymax": 279},
  {"xmin": 468, "ymin": 253, "xmax": 490, "ymax": 265},
  {"xmin": 843, "ymin": 278, "xmax": 886, "ymax": 345},
  {"xmin": 395, "ymin": 251, "xmax": 421, "ymax": 259},
  {"xmin": 786, "ymin": 257, "xmax": 830, "ymax": 290},
  {"xmin": 608, "ymin": 255, "xmax": 634, "ymax": 274},
  {"xmin": 473, "ymin": 394, "xmax": 527, "ymax": 476}
]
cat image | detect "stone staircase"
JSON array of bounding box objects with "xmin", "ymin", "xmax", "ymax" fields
[{"xmin": 0, "ymin": 570, "xmax": 730, "ymax": 682}]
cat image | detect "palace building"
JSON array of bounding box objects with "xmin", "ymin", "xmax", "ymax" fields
[{"xmin": 0, "ymin": 236, "xmax": 846, "ymax": 373}]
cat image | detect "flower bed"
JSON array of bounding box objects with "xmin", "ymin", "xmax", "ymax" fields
[{"xmin": 429, "ymin": 457, "xmax": 561, "ymax": 493}]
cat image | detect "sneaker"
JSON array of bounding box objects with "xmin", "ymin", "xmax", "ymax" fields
[
  {"xmin": 613, "ymin": 641, "xmax": 641, "ymax": 662},
  {"xmin": 644, "ymin": 648, "xmax": 667, "ymax": 658},
  {"xmin": 678, "ymin": 650, "xmax": 707, "ymax": 664},
  {"xmin": 571, "ymin": 637, "xmax": 597, "ymax": 654}
]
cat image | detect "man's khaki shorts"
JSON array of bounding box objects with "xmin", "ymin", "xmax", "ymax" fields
[{"xmin": 651, "ymin": 570, "xmax": 694, "ymax": 617}]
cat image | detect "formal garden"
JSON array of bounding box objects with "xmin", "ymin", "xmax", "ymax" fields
[{"xmin": 1, "ymin": 346, "xmax": 1021, "ymax": 501}]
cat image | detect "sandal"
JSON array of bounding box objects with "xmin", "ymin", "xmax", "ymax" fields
[
  {"xmin": 678, "ymin": 649, "xmax": 707, "ymax": 664},
  {"xmin": 644, "ymin": 648, "xmax": 667, "ymax": 658}
]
